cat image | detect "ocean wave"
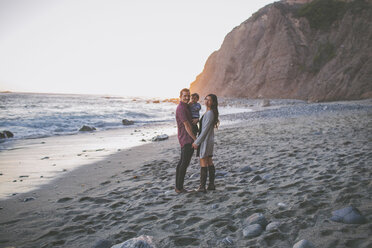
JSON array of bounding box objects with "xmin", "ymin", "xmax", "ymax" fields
[{"xmin": 0, "ymin": 93, "xmax": 178, "ymax": 142}]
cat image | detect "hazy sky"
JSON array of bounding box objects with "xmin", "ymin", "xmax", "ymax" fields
[{"xmin": 0, "ymin": 0, "xmax": 275, "ymax": 98}]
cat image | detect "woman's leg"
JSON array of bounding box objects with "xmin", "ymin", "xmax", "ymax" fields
[
  {"xmin": 207, "ymin": 157, "xmax": 216, "ymax": 190},
  {"xmin": 200, "ymin": 158, "xmax": 209, "ymax": 167},
  {"xmin": 197, "ymin": 158, "xmax": 208, "ymax": 192}
]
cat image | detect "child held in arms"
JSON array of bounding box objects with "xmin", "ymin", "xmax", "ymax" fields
[{"xmin": 189, "ymin": 93, "xmax": 201, "ymax": 136}]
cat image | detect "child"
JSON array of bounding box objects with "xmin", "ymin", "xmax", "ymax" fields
[{"xmin": 189, "ymin": 93, "xmax": 201, "ymax": 136}]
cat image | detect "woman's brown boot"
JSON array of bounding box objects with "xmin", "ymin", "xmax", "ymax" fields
[
  {"xmin": 207, "ymin": 165, "xmax": 215, "ymax": 190},
  {"xmin": 197, "ymin": 167, "xmax": 207, "ymax": 193}
]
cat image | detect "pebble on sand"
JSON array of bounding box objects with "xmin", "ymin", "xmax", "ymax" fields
[
  {"xmin": 330, "ymin": 206, "xmax": 367, "ymax": 224},
  {"xmin": 220, "ymin": 236, "xmax": 234, "ymax": 245},
  {"xmin": 243, "ymin": 224, "xmax": 263, "ymax": 238},
  {"xmin": 293, "ymin": 239, "xmax": 315, "ymax": 248},
  {"xmin": 246, "ymin": 213, "xmax": 268, "ymax": 228},
  {"xmin": 249, "ymin": 175, "xmax": 263, "ymax": 183},
  {"xmin": 277, "ymin": 202, "xmax": 287, "ymax": 209},
  {"xmin": 23, "ymin": 197, "xmax": 36, "ymax": 202},
  {"xmin": 111, "ymin": 235, "xmax": 155, "ymax": 248},
  {"xmin": 211, "ymin": 204, "xmax": 219, "ymax": 209},
  {"xmin": 216, "ymin": 171, "xmax": 228, "ymax": 178},
  {"xmin": 262, "ymin": 174, "xmax": 271, "ymax": 180},
  {"xmin": 266, "ymin": 221, "xmax": 280, "ymax": 231},
  {"xmin": 240, "ymin": 166, "xmax": 252, "ymax": 173}
]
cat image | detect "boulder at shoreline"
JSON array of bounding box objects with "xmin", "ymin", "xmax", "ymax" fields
[
  {"xmin": 122, "ymin": 119, "xmax": 134, "ymax": 125},
  {"xmin": 0, "ymin": 130, "xmax": 14, "ymax": 139},
  {"xmin": 79, "ymin": 125, "xmax": 96, "ymax": 132}
]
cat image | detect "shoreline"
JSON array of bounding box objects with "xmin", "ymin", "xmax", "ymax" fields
[
  {"xmin": 0, "ymin": 122, "xmax": 177, "ymax": 199},
  {"xmin": 0, "ymin": 99, "xmax": 371, "ymax": 248}
]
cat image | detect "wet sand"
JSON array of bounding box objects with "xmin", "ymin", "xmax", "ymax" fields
[
  {"xmin": 0, "ymin": 123, "xmax": 176, "ymax": 198},
  {"xmin": 0, "ymin": 100, "xmax": 371, "ymax": 248}
]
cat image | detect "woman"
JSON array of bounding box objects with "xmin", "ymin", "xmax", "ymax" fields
[{"xmin": 192, "ymin": 94, "xmax": 219, "ymax": 193}]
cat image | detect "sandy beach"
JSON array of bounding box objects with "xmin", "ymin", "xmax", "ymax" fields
[{"xmin": 0, "ymin": 100, "xmax": 371, "ymax": 248}]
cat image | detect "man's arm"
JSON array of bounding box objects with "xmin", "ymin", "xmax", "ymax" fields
[{"xmin": 183, "ymin": 121, "xmax": 196, "ymax": 141}]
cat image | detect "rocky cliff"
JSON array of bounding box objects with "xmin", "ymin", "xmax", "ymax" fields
[{"xmin": 190, "ymin": 0, "xmax": 372, "ymax": 101}]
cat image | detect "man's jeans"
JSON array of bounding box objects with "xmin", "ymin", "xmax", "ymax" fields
[{"xmin": 176, "ymin": 143, "xmax": 194, "ymax": 190}]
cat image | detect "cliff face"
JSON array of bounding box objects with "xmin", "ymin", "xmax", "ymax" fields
[{"xmin": 190, "ymin": 0, "xmax": 372, "ymax": 101}]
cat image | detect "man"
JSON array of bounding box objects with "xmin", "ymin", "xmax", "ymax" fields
[{"xmin": 175, "ymin": 88, "xmax": 197, "ymax": 193}]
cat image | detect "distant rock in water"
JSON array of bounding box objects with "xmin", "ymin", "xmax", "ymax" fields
[
  {"xmin": 122, "ymin": 119, "xmax": 134, "ymax": 125},
  {"xmin": 0, "ymin": 130, "xmax": 14, "ymax": 139},
  {"xmin": 190, "ymin": 0, "xmax": 372, "ymax": 101},
  {"xmin": 79, "ymin": 125, "xmax": 96, "ymax": 132},
  {"xmin": 162, "ymin": 98, "xmax": 179, "ymax": 104}
]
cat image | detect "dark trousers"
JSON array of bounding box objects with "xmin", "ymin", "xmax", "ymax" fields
[{"xmin": 176, "ymin": 143, "xmax": 194, "ymax": 190}]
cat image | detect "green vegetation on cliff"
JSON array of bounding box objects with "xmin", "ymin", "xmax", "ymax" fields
[
  {"xmin": 312, "ymin": 42, "xmax": 336, "ymax": 72},
  {"xmin": 297, "ymin": 0, "xmax": 346, "ymax": 29},
  {"xmin": 297, "ymin": 0, "xmax": 370, "ymax": 30}
]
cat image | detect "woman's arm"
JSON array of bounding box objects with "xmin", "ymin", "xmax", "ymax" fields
[{"xmin": 194, "ymin": 111, "xmax": 214, "ymax": 146}]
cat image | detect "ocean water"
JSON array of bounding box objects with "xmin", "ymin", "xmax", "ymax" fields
[
  {"xmin": 0, "ymin": 93, "xmax": 176, "ymax": 141},
  {"xmin": 0, "ymin": 92, "xmax": 253, "ymax": 148}
]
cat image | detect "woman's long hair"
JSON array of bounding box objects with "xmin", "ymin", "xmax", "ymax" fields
[{"xmin": 207, "ymin": 94, "xmax": 220, "ymax": 128}]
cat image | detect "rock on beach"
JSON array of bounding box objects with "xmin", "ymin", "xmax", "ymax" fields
[
  {"xmin": 330, "ymin": 206, "xmax": 367, "ymax": 224},
  {"xmin": 293, "ymin": 239, "xmax": 315, "ymax": 248},
  {"xmin": 266, "ymin": 221, "xmax": 280, "ymax": 231},
  {"xmin": 220, "ymin": 236, "xmax": 234, "ymax": 245},
  {"xmin": 242, "ymin": 213, "xmax": 268, "ymax": 239},
  {"xmin": 243, "ymin": 224, "xmax": 263, "ymax": 238},
  {"xmin": 260, "ymin": 99, "xmax": 271, "ymax": 107},
  {"xmin": 152, "ymin": 134, "xmax": 169, "ymax": 142},
  {"xmin": 23, "ymin": 197, "xmax": 36, "ymax": 202},
  {"xmin": 111, "ymin": 235, "xmax": 155, "ymax": 248},
  {"xmin": 249, "ymin": 175, "xmax": 263, "ymax": 183},
  {"xmin": 0, "ymin": 130, "xmax": 14, "ymax": 139},
  {"xmin": 246, "ymin": 213, "xmax": 268, "ymax": 228},
  {"xmin": 122, "ymin": 119, "xmax": 134, "ymax": 125},
  {"xmin": 240, "ymin": 166, "xmax": 252, "ymax": 173},
  {"xmin": 93, "ymin": 239, "xmax": 112, "ymax": 248},
  {"xmin": 79, "ymin": 125, "xmax": 96, "ymax": 132}
]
